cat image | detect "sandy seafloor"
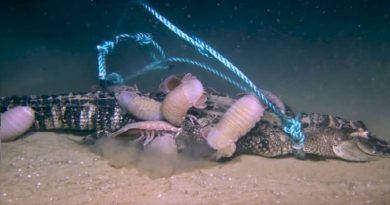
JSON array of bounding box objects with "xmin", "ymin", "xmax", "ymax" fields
[
  {"xmin": 1, "ymin": 1, "xmax": 390, "ymax": 204},
  {"xmin": 1, "ymin": 132, "xmax": 390, "ymax": 205}
]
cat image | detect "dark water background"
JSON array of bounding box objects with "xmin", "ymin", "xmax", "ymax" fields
[{"xmin": 0, "ymin": 0, "xmax": 389, "ymax": 137}]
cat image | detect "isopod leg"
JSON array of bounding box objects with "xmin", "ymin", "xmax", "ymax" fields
[
  {"xmin": 143, "ymin": 131, "xmax": 156, "ymax": 146},
  {"xmin": 134, "ymin": 131, "xmax": 146, "ymax": 144}
]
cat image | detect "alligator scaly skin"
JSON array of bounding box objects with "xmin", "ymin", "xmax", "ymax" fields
[{"xmin": 0, "ymin": 92, "xmax": 134, "ymax": 132}]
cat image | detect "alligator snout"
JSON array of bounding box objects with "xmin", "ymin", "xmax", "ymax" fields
[{"xmin": 333, "ymin": 132, "xmax": 390, "ymax": 162}]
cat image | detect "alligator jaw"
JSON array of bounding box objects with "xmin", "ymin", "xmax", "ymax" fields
[
  {"xmin": 333, "ymin": 140, "xmax": 380, "ymax": 162},
  {"xmin": 333, "ymin": 133, "xmax": 390, "ymax": 162}
]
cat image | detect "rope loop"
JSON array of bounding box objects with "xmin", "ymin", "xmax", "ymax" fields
[
  {"xmin": 97, "ymin": 32, "xmax": 164, "ymax": 83},
  {"xmin": 97, "ymin": 41, "xmax": 114, "ymax": 54}
]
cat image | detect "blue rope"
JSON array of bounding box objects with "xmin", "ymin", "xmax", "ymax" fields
[
  {"xmin": 167, "ymin": 57, "xmax": 249, "ymax": 92},
  {"xmin": 124, "ymin": 57, "xmax": 250, "ymax": 93},
  {"xmin": 136, "ymin": 1, "xmax": 305, "ymax": 157},
  {"xmin": 99, "ymin": 35, "xmax": 248, "ymax": 93},
  {"xmin": 124, "ymin": 60, "xmax": 168, "ymax": 82},
  {"xmin": 97, "ymin": 33, "xmax": 165, "ymax": 84},
  {"xmin": 97, "ymin": 41, "xmax": 114, "ymax": 81},
  {"xmin": 106, "ymin": 72, "xmax": 124, "ymax": 85},
  {"xmin": 97, "ymin": 33, "xmax": 250, "ymax": 102}
]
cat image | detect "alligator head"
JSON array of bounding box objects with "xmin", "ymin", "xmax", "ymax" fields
[
  {"xmin": 179, "ymin": 112, "xmax": 390, "ymax": 162},
  {"xmin": 302, "ymin": 126, "xmax": 389, "ymax": 161},
  {"xmin": 297, "ymin": 112, "xmax": 390, "ymax": 161}
]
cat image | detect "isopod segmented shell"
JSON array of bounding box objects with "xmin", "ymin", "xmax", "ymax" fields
[
  {"xmin": 161, "ymin": 74, "xmax": 206, "ymax": 126},
  {"xmin": 1, "ymin": 106, "xmax": 35, "ymax": 142},
  {"xmin": 207, "ymin": 94, "xmax": 264, "ymax": 158},
  {"xmin": 117, "ymin": 91, "xmax": 163, "ymax": 121}
]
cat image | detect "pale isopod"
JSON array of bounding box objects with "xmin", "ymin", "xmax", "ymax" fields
[
  {"xmin": 262, "ymin": 90, "xmax": 286, "ymax": 114},
  {"xmin": 159, "ymin": 74, "xmax": 183, "ymax": 94},
  {"xmin": 161, "ymin": 73, "xmax": 207, "ymax": 126},
  {"xmin": 109, "ymin": 121, "xmax": 181, "ymax": 146},
  {"xmin": 206, "ymin": 94, "xmax": 264, "ymax": 158},
  {"xmin": 1, "ymin": 106, "xmax": 35, "ymax": 142},
  {"xmin": 117, "ymin": 91, "xmax": 163, "ymax": 121}
]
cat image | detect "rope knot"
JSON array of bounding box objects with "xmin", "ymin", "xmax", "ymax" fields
[
  {"xmin": 133, "ymin": 33, "xmax": 153, "ymax": 45},
  {"xmin": 283, "ymin": 118, "xmax": 304, "ymax": 144},
  {"xmin": 283, "ymin": 116, "xmax": 306, "ymax": 159}
]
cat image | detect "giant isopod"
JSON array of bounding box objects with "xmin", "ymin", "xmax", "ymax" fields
[
  {"xmin": 117, "ymin": 91, "xmax": 163, "ymax": 121},
  {"xmin": 1, "ymin": 106, "xmax": 35, "ymax": 142},
  {"xmin": 262, "ymin": 90, "xmax": 286, "ymax": 114},
  {"xmin": 206, "ymin": 94, "xmax": 264, "ymax": 158},
  {"xmin": 159, "ymin": 74, "xmax": 183, "ymax": 94},
  {"xmin": 161, "ymin": 73, "xmax": 206, "ymax": 126}
]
